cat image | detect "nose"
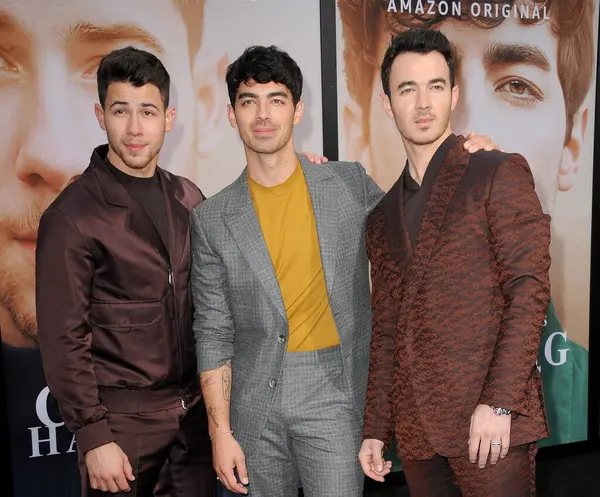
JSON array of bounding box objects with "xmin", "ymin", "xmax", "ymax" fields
[
  {"xmin": 14, "ymin": 59, "xmax": 92, "ymax": 192},
  {"xmin": 451, "ymin": 92, "xmax": 492, "ymax": 137},
  {"xmin": 126, "ymin": 113, "xmax": 143, "ymax": 137},
  {"xmin": 451, "ymin": 64, "xmax": 492, "ymax": 136},
  {"xmin": 416, "ymin": 88, "xmax": 432, "ymax": 111},
  {"xmin": 256, "ymin": 100, "xmax": 270, "ymax": 120}
]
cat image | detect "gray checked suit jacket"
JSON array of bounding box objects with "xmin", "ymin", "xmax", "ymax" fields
[{"xmin": 191, "ymin": 155, "xmax": 383, "ymax": 457}]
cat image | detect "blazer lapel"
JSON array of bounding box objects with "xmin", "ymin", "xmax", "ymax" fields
[
  {"xmin": 91, "ymin": 150, "xmax": 170, "ymax": 263},
  {"xmin": 224, "ymin": 171, "xmax": 287, "ymax": 321},
  {"xmin": 159, "ymin": 169, "xmax": 190, "ymax": 268},
  {"xmin": 400, "ymin": 138, "xmax": 469, "ymax": 317},
  {"xmin": 299, "ymin": 156, "xmax": 337, "ymax": 298}
]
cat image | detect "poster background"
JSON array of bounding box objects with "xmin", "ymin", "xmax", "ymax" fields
[
  {"xmin": 0, "ymin": 1, "xmax": 322, "ymax": 495},
  {"xmin": 0, "ymin": 0, "xmax": 599, "ymax": 495}
]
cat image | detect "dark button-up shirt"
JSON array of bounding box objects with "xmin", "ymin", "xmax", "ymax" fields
[{"xmin": 402, "ymin": 134, "xmax": 457, "ymax": 243}]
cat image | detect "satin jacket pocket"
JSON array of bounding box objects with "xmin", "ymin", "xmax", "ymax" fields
[
  {"xmin": 90, "ymin": 299, "xmax": 169, "ymax": 387},
  {"xmin": 91, "ymin": 299, "xmax": 163, "ymax": 330}
]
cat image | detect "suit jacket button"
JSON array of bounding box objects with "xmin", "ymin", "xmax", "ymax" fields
[
  {"xmin": 278, "ymin": 335, "xmax": 286, "ymax": 344},
  {"xmin": 269, "ymin": 379, "xmax": 277, "ymax": 388}
]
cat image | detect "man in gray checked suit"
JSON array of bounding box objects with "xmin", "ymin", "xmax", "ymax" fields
[{"xmin": 190, "ymin": 45, "xmax": 497, "ymax": 497}]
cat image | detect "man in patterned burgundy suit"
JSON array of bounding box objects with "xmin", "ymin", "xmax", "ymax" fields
[{"xmin": 358, "ymin": 29, "xmax": 551, "ymax": 496}]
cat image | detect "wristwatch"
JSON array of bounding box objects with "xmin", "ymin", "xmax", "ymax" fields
[{"xmin": 490, "ymin": 406, "xmax": 512, "ymax": 416}]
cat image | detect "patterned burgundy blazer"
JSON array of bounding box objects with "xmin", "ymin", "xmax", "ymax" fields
[{"xmin": 363, "ymin": 136, "xmax": 551, "ymax": 460}]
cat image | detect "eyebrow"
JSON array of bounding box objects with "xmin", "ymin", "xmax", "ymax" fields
[
  {"xmin": 67, "ymin": 21, "xmax": 163, "ymax": 55},
  {"xmin": 237, "ymin": 91, "xmax": 289, "ymax": 100},
  {"xmin": 397, "ymin": 78, "xmax": 447, "ymax": 90},
  {"xmin": 484, "ymin": 42, "xmax": 550, "ymax": 71},
  {"xmin": 109, "ymin": 101, "xmax": 160, "ymax": 111}
]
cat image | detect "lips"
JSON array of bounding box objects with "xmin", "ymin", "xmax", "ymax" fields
[
  {"xmin": 14, "ymin": 232, "xmax": 37, "ymax": 259},
  {"xmin": 125, "ymin": 143, "xmax": 147, "ymax": 150},
  {"xmin": 14, "ymin": 231, "xmax": 37, "ymax": 244}
]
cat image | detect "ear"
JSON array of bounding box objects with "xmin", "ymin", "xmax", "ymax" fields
[
  {"xmin": 380, "ymin": 92, "xmax": 394, "ymax": 120},
  {"xmin": 95, "ymin": 103, "xmax": 106, "ymax": 130},
  {"xmin": 192, "ymin": 49, "xmax": 231, "ymax": 158},
  {"xmin": 450, "ymin": 84, "xmax": 459, "ymax": 111},
  {"xmin": 165, "ymin": 106, "xmax": 176, "ymax": 132},
  {"xmin": 293, "ymin": 100, "xmax": 304, "ymax": 125},
  {"xmin": 558, "ymin": 107, "xmax": 588, "ymax": 192},
  {"xmin": 227, "ymin": 103, "xmax": 237, "ymax": 130},
  {"xmin": 343, "ymin": 96, "xmax": 371, "ymax": 167}
]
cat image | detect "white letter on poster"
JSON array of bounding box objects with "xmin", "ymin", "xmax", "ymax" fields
[{"xmin": 544, "ymin": 331, "xmax": 569, "ymax": 367}]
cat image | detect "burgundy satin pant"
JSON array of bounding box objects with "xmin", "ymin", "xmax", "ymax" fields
[{"xmin": 78, "ymin": 396, "xmax": 215, "ymax": 497}]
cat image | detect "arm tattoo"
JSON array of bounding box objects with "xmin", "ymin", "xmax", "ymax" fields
[
  {"xmin": 207, "ymin": 407, "xmax": 219, "ymax": 428},
  {"xmin": 222, "ymin": 365, "xmax": 231, "ymax": 402},
  {"xmin": 201, "ymin": 376, "xmax": 216, "ymax": 389}
]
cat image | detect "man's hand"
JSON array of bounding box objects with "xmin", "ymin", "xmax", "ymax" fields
[
  {"xmin": 468, "ymin": 404, "xmax": 511, "ymax": 469},
  {"xmin": 300, "ymin": 151, "xmax": 329, "ymax": 164},
  {"xmin": 85, "ymin": 442, "xmax": 135, "ymax": 493},
  {"xmin": 358, "ymin": 439, "xmax": 393, "ymax": 482},
  {"xmin": 213, "ymin": 433, "xmax": 249, "ymax": 494},
  {"xmin": 463, "ymin": 132, "xmax": 502, "ymax": 153}
]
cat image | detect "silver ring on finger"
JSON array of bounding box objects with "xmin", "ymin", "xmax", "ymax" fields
[{"xmin": 490, "ymin": 441, "xmax": 502, "ymax": 447}]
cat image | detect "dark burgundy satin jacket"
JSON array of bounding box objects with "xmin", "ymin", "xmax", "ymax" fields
[{"xmin": 36, "ymin": 145, "xmax": 203, "ymax": 453}]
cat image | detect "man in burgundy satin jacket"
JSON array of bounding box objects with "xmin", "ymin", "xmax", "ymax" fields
[
  {"xmin": 358, "ymin": 30, "xmax": 550, "ymax": 496},
  {"xmin": 35, "ymin": 47, "xmax": 215, "ymax": 496}
]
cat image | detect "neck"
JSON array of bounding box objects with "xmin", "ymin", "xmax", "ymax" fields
[
  {"xmin": 107, "ymin": 147, "xmax": 157, "ymax": 179},
  {"xmin": 403, "ymin": 127, "xmax": 452, "ymax": 184},
  {"xmin": 246, "ymin": 141, "xmax": 298, "ymax": 187},
  {"xmin": 0, "ymin": 307, "xmax": 37, "ymax": 348}
]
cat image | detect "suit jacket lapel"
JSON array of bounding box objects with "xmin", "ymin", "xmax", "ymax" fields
[
  {"xmin": 400, "ymin": 137, "xmax": 469, "ymax": 317},
  {"xmin": 224, "ymin": 171, "xmax": 287, "ymax": 320},
  {"xmin": 159, "ymin": 169, "xmax": 190, "ymax": 268},
  {"xmin": 91, "ymin": 152, "xmax": 170, "ymax": 263},
  {"xmin": 299, "ymin": 156, "xmax": 337, "ymax": 299}
]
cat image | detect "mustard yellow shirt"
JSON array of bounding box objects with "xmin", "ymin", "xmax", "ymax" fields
[{"xmin": 248, "ymin": 162, "xmax": 340, "ymax": 352}]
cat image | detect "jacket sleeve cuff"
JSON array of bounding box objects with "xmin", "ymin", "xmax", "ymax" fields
[
  {"xmin": 196, "ymin": 342, "xmax": 234, "ymax": 373},
  {"xmin": 363, "ymin": 426, "xmax": 392, "ymax": 447},
  {"xmin": 76, "ymin": 419, "xmax": 115, "ymax": 454},
  {"xmin": 478, "ymin": 394, "xmax": 529, "ymax": 418}
]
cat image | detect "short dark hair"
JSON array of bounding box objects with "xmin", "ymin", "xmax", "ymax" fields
[
  {"xmin": 226, "ymin": 45, "xmax": 303, "ymax": 106},
  {"xmin": 97, "ymin": 46, "xmax": 171, "ymax": 109},
  {"xmin": 381, "ymin": 28, "xmax": 455, "ymax": 98}
]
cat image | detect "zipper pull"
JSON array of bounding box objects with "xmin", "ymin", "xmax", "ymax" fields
[{"xmin": 168, "ymin": 267, "xmax": 173, "ymax": 286}]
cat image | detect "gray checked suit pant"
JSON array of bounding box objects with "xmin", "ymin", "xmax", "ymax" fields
[{"xmin": 242, "ymin": 345, "xmax": 363, "ymax": 496}]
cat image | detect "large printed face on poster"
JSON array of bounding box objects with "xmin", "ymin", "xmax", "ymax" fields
[
  {"xmin": 0, "ymin": 0, "xmax": 322, "ymax": 350},
  {"xmin": 337, "ymin": 0, "xmax": 596, "ymax": 348}
]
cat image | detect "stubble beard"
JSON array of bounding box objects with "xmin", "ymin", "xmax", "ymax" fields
[
  {"xmin": 244, "ymin": 118, "xmax": 294, "ymax": 156},
  {"xmin": 0, "ymin": 201, "xmax": 50, "ymax": 343},
  {"xmin": 108, "ymin": 135, "xmax": 161, "ymax": 172},
  {"xmin": 401, "ymin": 112, "xmax": 451, "ymax": 148},
  {"xmin": 0, "ymin": 267, "xmax": 37, "ymax": 343}
]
